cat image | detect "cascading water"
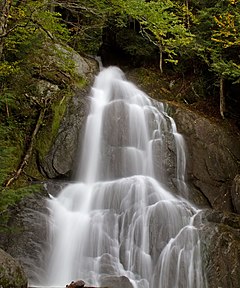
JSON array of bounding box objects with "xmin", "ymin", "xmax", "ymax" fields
[{"xmin": 41, "ymin": 67, "xmax": 207, "ymax": 288}]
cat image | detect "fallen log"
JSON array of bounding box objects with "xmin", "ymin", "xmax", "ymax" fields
[{"xmin": 4, "ymin": 108, "xmax": 46, "ymax": 187}]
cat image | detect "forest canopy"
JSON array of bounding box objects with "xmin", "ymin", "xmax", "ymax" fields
[{"xmin": 0, "ymin": 0, "xmax": 239, "ymax": 190}]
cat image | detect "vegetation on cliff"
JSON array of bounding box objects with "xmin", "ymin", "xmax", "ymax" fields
[{"xmin": 0, "ymin": 0, "xmax": 239, "ymax": 224}]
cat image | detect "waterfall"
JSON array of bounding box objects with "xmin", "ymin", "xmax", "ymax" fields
[{"xmin": 42, "ymin": 67, "xmax": 207, "ymax": 288}]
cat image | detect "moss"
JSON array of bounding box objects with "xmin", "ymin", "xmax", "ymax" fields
[
  {"xmin": 51, "ymin": 92, "xmax": 68, "ymax": 137},
  {"xmin": 0, "ymin": 258, "xmax": 27, "ymax": 288},
  {"xmin": 34, "ymin": 90, "xmax": 68, "ymax": 156},
  {"xmin": 0, "ymin": 120, "xmax": 28, "ymax": 186},
  {"xmin": 0, "ymin": 184, "xmax": 41, "ymax": 212},
  {"xmin": 0, "ymin": 184, "xmax": 42, "ymax": 232}
]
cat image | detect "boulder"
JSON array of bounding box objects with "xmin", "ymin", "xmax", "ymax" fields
[
  {"xmin": 0, "ymin": 248, "xmax": 28, "ymax": 288},
  {"xmin": 66, "ymin": 280, "xmax": 85, "ymax": 288},
  {"xmin": 100, "ymin": 275, "xmax": 133, "ymax": 288}
]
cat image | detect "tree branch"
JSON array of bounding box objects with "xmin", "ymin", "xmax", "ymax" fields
[{"xmin": 4, "ymin": 108, "xmax": 46, "ymax": 187}]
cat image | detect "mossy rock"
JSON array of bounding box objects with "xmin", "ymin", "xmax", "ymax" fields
[{"xmin": 0, "ymin": 248, "xmax": 27, "ymax": 288}]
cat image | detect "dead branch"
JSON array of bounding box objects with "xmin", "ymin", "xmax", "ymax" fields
[{"xmin": 4, "ymin": 108, "xmax": 46, "ymax": 187}]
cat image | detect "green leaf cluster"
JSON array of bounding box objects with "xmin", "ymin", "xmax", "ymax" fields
[
  {"xmin": 191, "ymin": 0, "xmax": 240, "ymax": 82},
  {"xmin": 113, "ymin": 0, "xmax": 194, "ymax": 68}
]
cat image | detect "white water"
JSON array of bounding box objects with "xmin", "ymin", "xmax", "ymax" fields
[{"xmin": 41, "ymin": 67, "xmax": 207, "ymax": 288}]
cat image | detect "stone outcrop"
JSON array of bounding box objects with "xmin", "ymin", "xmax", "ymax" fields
[
  {"xmin": 39, "ymin": 86, "xmax": 91, "ymax": 179},
  {"xmin": 170, "ymin": 105, "xmax": 240, "ymax": 212},
  {"xmin": 100, "ymin": 275, "xmax": 133, "ymax": 288},
  {"xmin": 199, "ymin": 209, "xmax": 240, "ymax": 288},
  {"xmin": 168, "ymin": 105, "xmax": 240, "ymax": 287},
  {"xmin": 0, "ymin": 189, "xmax": 49, "ymax": 283},
  {"xmin": 232, "ymin": 174, "xmax": 240, "ymax": 214},
  {"xmin": 66, "ymin": 280, "xmax": 85, "ymax": 288},
  {"xmin": 39, "ymin": 51, "xmax": 98, "ymax": 179},
  {"xmin": 0, "ymin": 248, "xmax": 28, "ymax": 288}
]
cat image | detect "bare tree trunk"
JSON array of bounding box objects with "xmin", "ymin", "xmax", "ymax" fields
[
  {"xmin": 220, "ymin": 76, "xmax": 225, "ymax": 119},
  {"xmin": 159, "ymin": 44, "xmax": 163, "ymax": 73},
  {"xmin": 185, "ymin": 0, "xmax": 190, "ymax": 28},
  {"xmin": 4, "ymin": 108, "xmax": 46, "ymax": 187},
  {"xmin": 0, "ymin": 0, "xmax": 12, "ymax": 59},
  {"xmin": 49, "ymin": 0, "xmax": 55, "ymax": 12}
]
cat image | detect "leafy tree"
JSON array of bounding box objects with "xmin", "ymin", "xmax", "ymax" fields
[
  {"xmin": 0, "ymin": 0, "xmax": 12, "ymax": 59},
  {"xmin": 53, "ymin": 0, "xmax": 115, "ymax": 54},
  {"xmin": 0, "ymin": 0, "xmax": 73, "ymax": 187},
  {"xmin": 193, "ymin": 0, "xmax": 240, "ymax": 118},
  {"xmin": 112, "ymin": 0, "xmax": 194, "ymax": 72}
]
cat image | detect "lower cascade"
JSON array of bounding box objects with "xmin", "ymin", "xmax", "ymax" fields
[{"xmin": 40, "ymin": 67, "xmax": 208, "ymax": 288}]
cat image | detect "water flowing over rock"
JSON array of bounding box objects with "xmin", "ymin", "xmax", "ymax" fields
[
  {"xmin": 1, "ymin": 67, "xmax": 240, "ymax": 288},
  {"xmin": 37, "ymin": 67, "xmax": 208, "ymax": 288}
]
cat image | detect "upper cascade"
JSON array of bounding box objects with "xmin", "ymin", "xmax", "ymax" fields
[{"xmin": 37, "ymin": 67, "xmax": 207, "ymax": 288}]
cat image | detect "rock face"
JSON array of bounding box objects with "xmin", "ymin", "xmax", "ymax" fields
[
  {"xmin": 39, "ymin": 86, "xmax": 91, "ymax": 179},
  {"xmin": 199, "ymin": 209, "xmax": 240, "ymax": 288},
  {"xmin": 169, "ymin": 104, "xmax": 240, "ymax": 288},
  {"xmin": 0, "ymin": 248, "xmax": 28, "ymax": 288},
  {"xmin": 100, "ymin": 275, "xmax": 133, "ymax": 288},
  {"xmin": 232, "ymin": 174, "xmax": 240, "ymax": 214},
  {"xmin": 66, "ymin": 279, "xmax": 85, "ymax": 288},
  {"xmin": 1, "ymin": 66, "xmax": 240, "ymax": 288},
  {"xmin": 171, "ymin": 105, "xmax": 240, "ymax": 212},
  {"xmin": 0, "ymin": 189, "xmax": 49, "ymax": 284},
  {"xmin": 39, "ymin": 52, "xmax": 98, "ymax": 179}
]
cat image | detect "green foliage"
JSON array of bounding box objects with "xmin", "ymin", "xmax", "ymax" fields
[
  {"xmin": 0, "ymin": 61, "xmax": 20, "ymax": 77},
  {"xmin": 0, "ymin": 185, "xmax": 41, "ymax": 213},
  {"xmin": 192, "ymin": 0, "xmax": 240, "ymax": 82},
  {"xmin": 51, "ymin": 93, "xmax": 68, "ymax": 137},
  {"xmin": 112, "ymin": 0, "xmax": 194, "ymax": 70},
  {"xmin": 211, "ymin": 57, "xmax": 240, "ymax": 82},
  {"xmin": 57, "ymin": 0, "xmax": 115, "ymax": 54},
  {"xmin": 0, "ymin": 0, "xmax": 76, "ymax": 211},
  {"xmin": 0, "ymin": 120, "xmax": 25, "ymax": 186},
  {"xmin": 35, "ymin": 89, "xmax": 69, "ymax": 160},
  {"xmin": 116, "ymin": 29, "xmax": 156, "ymax": 58},
  {"xmin": 0, "ymin": 0, "xmax": 71, "ymax": 83}
]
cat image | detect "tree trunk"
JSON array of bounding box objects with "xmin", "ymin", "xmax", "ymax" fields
[
  {"xmin": 49, "ymin": 0, "xmax": 55, "ymax": 12},
  {"xmin": 185, "ymin": 0, "xmax": 190, "ymax": 28},
  {"xmin": 220, "ymin": 76, "xmax": 225, "ymax": 119},
  {"xmin": 4, "ymin": 108, "xmax": 46, "ymax": 187},
  {"xmin": 159, "ymin": 44, "xmax": 163, "ymax": 73},
  {"xmin": 0, "ymin": 0, "xmax": 13, "ymax": 59}
]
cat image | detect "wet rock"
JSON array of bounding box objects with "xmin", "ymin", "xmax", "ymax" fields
[
  {"xmin": 0, "ymin": 188, "xmax": 49, "ymax": 283},
  {"xmin": 66, "ymin": 280, "xmax": 85, "ymax": 288},
  {"xmin": 232, "ymin": 174, "xmax": 240, "ymax": 214},
  {"xmin": 100, "ymin": 275, "xmax": 133, "ymax": 288},
  {"xmin": 40, "ymin": 54, "xmax": 98, "ymax": 179},
  {"xmin": 0, "ymin": 248, "xmax": 28, "ymax": 288},
  {"xmin": 200, "ymin": 209, "xmax": 240, "ymax": 288},
  {"xmin": 170, "ymin": 105, "xmax": 240, "ymax": 212}
]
